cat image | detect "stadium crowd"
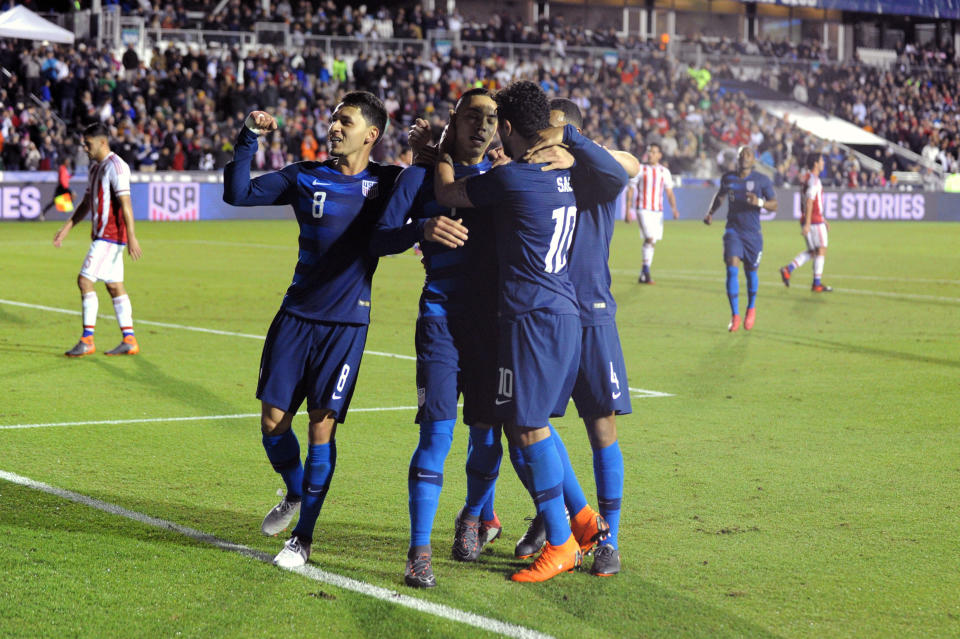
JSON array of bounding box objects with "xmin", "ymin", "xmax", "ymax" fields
[{"xmin": 0, "ymin": 1, "xmax": 952, "ymax": 188}]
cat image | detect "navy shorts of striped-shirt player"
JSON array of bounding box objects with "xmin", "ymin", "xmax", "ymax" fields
[
  {"xmin": 570, "ymin": 323, "xmax": 633, "ymax": 419},
  {"xmin": 723, "ymin": 229, "xmax": 764, "ymax": 270},
  {"xmin": 494, "ymin": 311, "xmax": 581, "ymax": 428},
  {"xmin": 257, "ymin": 308, "xmax": 367, "ymax": 420}
]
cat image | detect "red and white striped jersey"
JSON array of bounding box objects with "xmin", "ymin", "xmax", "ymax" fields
[
  {"xmin": 85, "ymin": 152, "xmax": 131, "ymax": 244},
  {"xmin": 803, "ymin": 171, "xmax": 824, "ymax": 224},
  {"xmin": 630, "ymin": 163, "xmax": 672, "ymax": 212}
]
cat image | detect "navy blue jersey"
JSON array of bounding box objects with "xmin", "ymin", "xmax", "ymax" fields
[
  {"xmin": 717, "ymin": 170, "xmax": 775, "ymax": 235},
  {"xmin": 223, "ymin": 127, "xmax": 401, "ymax": 324},
  {"xmin": 466, "ymin": 162, "xmax": 579, "ymax": 318},
  {"xmin": 371, "ymin": 160, "xmax": 496, "ymax": 317},
  {"xmin": 563, "ymin": 126, "xmax": 630, "ymax": 326}
]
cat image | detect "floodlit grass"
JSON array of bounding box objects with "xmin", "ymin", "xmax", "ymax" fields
[{"xmin": 1, "ymin": 218, "xmax": 958, "ymax": 638}]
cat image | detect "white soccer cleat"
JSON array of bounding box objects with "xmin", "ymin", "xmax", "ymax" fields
[
  {"xmin": 261, "ymin": 496, "xmax": 301, "ymax": 536},
  {"xmin": 273, "ymin": 535, "xmax": 310, "ymax": 568}
]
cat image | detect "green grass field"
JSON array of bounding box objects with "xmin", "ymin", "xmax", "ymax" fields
[{"xmin": 1, "ymin": 218, "xmax": 958, "ymax": 639}]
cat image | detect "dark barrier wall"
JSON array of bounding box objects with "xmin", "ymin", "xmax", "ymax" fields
[{"xmin": 2, "ymin": 175, "xmax": 959, "ymax": 223}]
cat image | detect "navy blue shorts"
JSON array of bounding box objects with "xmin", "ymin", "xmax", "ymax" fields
[
  {"xmin": 495, "ymin": 312, "xmax": 580, "ymax": 428},
  {"xmin": 257, "ymin": 309, "xmax": 367, "ymax": 421},
  {"xmin": 414, "ymin": 316, "xmax": 461, "ymax": 423},
  {"xmin": 723, "ymin": 230, "xmax": 763, "ymax": 270},
  {"xmin": 571, "ymin": 323, "xmax": 633, "ymax": 419},
  {"xmin": 458, "ymin": 314, "xmax": 500, "ymax": 426}
]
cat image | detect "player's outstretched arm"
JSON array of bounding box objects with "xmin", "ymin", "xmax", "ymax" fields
[
  {"xmin": 223, "ymin": 111, "xmax": 292, "ymax": 207},
  {"xmin": 423, "ymin": 216, "xmax": 468, "ymax": 248},
  {"xmin": 370, "ymin": 165, "xmax": 432, "ymax": 256},
  {"xmin": 53, "ymin": 193, "xmax": 90, "ymax": 247},
  {"xmin": 609, "ymin": 150, "xmax": 641, "ymax": 178}
]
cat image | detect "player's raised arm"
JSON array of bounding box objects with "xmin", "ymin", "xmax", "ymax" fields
[
  {"xmin": 222, "ymin": 111, "xmax": 294, "ymax": 206},
  {"xmin": 370, "ymin": 165, "xmax": 438, "ymax": 256},
  {"xmin": 53, "ymin": 192, "xmax": 90, "ymax": 247}
]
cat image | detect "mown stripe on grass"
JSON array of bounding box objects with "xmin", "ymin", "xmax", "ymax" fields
[
  {"xmin": 0, "ymin": 469, "xmax": 555, "ymax": 639},
  {"xmin": 0, "ymin": 298, "xmax": 416, "ymax": 360},
  {"xmin": 0, "ymin": 406, "xmax": 420, "ymax": 430}
]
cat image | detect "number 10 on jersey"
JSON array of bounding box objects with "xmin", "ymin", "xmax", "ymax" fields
[{"xmin": 545, "ymin": 206, "xmax": 577, "ymax": 273}]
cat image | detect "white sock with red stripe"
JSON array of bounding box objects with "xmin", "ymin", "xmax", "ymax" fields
[
  {"xmin": 642, "ymin": 243, "xmax": 654, "ymax": 267},
  {"xmin": 789, "ymin": 250, "xmax": 811, "ymax": 272},
  {"xmin": 112, "ymin": 294, "xmax": 135, "ymax": 337},
  {"xmin": 81, "ymin": 291, "xmax": 98, "ymax": 337}
]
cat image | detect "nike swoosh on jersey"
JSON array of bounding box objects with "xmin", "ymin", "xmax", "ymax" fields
[
  {"xmin": 312, "ymin": 180, "xmax": 329, "ymax": 186},
  {"xmin": 612, "ymin": 391, "xmax": 622, "ymax": 399},
  {"xmin": 417, "ymin": 472, "xmax": 439, "ymax": 479},
  {"xmin": 332, "ymin": 393, "xmax": 342, "ymax": 400},
  {"xmin": 494, "ymin": 398, "xmax": 511, "ymax": 405}
]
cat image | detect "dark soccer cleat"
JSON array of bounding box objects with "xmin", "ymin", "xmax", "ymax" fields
[
  {"xmin": 780, "ymin": 266, "xmax": 791, "ymax": 287},
  {"xmin": 514, "ymin": 513, "xmax": 546, "ymax": 559},
  {"xmin": 404, "ymin": 550, "xmax": 437, "ymax": 588},
  {"xmin": 65, "ymin": 335, "xmax": 95, "ymax": 357},
  {"xmin": 452, "ymin": 507, "xmax": 482, "ymax": 562},
  {"xmin": 811, "ymin": 283, "xmax": 833, "ymax": 292},
  {"xmin": 590, "ymin": 543, "xmax": 621, "ymax": 577},
  {"xmin": 638, "ymin": 271, "xmax": 654, "ymax": 285},
  {"xmin": 105, "ymin": 335, "xmax": 139, "ymax": 355}
]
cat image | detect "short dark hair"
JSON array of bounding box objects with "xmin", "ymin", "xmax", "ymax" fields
[
  {"xmin": 83, "ymin": 122, "xmax": 110, "ymax": 139},
  {"xmin": 549, "ymin": 98, "xmax": 583, "ymax": 129},
  {"xmin": 806, "ymin": 152, "xmax": 821, "ymax": 170},
  {"xmin": 455, "ymin": 87, "xmax": 494, "ymax": 111},
  {"xmin": 338, "ymin": 91, "xmax": 387, "ymax": 144},
  {"xmin": 647, "ymin": 142, "xmax": 662, "ymax": 154},
  {"xmin": 494, "ymin": 81, "xmax": 550, "ymax": 141}
]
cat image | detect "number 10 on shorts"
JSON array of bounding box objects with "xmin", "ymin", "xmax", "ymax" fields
[{"xmin": 497, "ymin": 367, "xmax": 514, "ymax": 399}]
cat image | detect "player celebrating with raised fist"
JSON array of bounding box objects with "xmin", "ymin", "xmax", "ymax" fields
[{"xmin": 223, "ymin": 92, "xmax": 402, "ymax": 569}]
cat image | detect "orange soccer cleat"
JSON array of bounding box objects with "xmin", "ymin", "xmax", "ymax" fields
[
  {"xmin": 65, "ymin": 335, "xmax": 95, "ymax": 357},
  {"xmin": 510, "ymin": 534, "xmax": 582, "ymax": 583},
  {"xmin": 744, "ymin": 307, "xmax": 756, "ymax": 331},
  {"xmin": 105, "ymin": 335, "xmax": 139, "ymax": 356},
  {"xmin": 728, "ymin": 314, "xmax": 741, "ymax": 332},
  {"xmin": 570, "ymin": 505, "xmax": 610, "ymax": 554}
]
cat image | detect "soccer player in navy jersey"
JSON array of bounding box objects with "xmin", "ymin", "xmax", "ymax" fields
[
  {"xmin": 368, "ymin": 88, "xmax": 504, "ymax": 588},
  {"xmin": 434, "ymin": 81, "xmax": 610, "ymax": 583},
  {"xmin": 223, "ymin": 91, "xmax": 402, "ymax": 568},
  {"xmin": 506, "ymin": 98, "xmax": 638, "ymax": 577},
  {"xmin": 704, "ymin": 146, "xmax": 778, "ymax": 332}
]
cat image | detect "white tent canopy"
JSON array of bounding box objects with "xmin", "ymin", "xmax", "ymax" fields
[{"xmin": 0, "ymin": 6, "xmax": 75, "ymax": 44}]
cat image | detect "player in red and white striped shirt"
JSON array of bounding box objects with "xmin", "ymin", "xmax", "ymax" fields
[
  {"xmin": 54, "ymin": 122, "xmax": 143, "ymax": 357},
  {"xmin": 626, "ymin": 143, "xmax": 680, "ymax": 284},
  {"xmin": 779, "ymin": 152, "xmax": 832, "ymax": 292}
]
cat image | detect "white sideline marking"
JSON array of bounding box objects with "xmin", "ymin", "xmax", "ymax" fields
[
  {"xmin": 658, "ymin": 269, "xmax": 960, "ymax": 286},
  {"xmin": 630, "ymin": 387, "xmax": 675, "ymax": 398},
  {"xmin": 611, "ymin": 270, "xmax": 960, "ymax": 303},
  {"xmin": 0, "ymin": 469, "xmax": 554, "ymax": 639},
  {"xmin": 0, "ymin": 406, "xmax": 420, "ymax": 431},
  {"xmin": 0, "ymin": 298, "xmax": 417, "ymax": 360}
]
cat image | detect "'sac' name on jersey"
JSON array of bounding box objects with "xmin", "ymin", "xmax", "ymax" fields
[{"xmin": 556, "ymin": 176, "xmax": 573, "ymax": 193}]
